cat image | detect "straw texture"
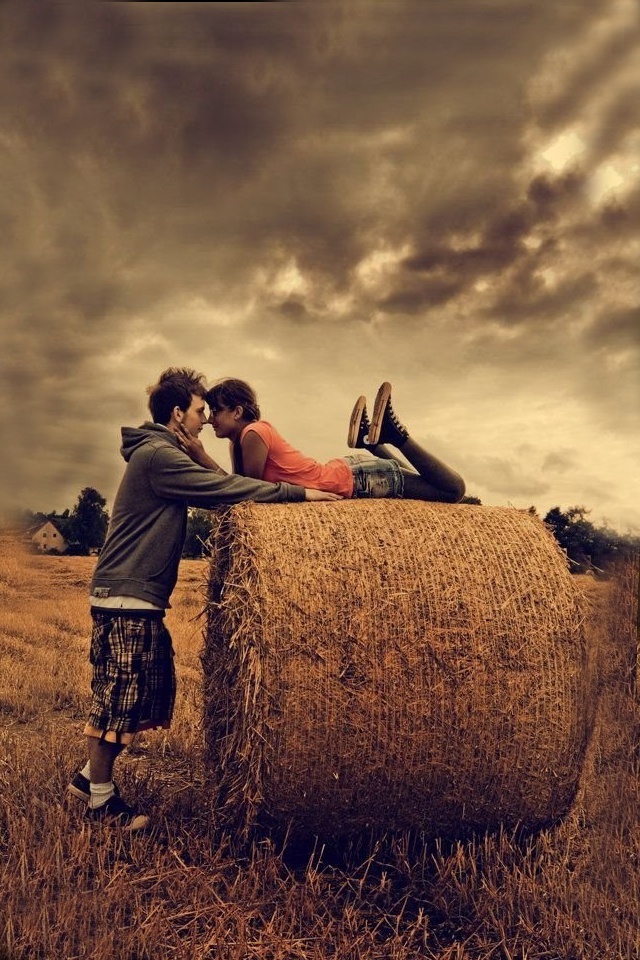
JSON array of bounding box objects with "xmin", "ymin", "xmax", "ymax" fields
[
  {"xmin": 202, "ymin": 500, "xmax": 592, "ymax": 838},
  {"xmin": 608, "ymin": 551, "xmax": 640, "ymax": 700}
]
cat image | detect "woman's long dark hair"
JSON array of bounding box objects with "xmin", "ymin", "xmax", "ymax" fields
[{"xmin": 205, "ymin": 378, "xmax": 261, "ymax": 422}]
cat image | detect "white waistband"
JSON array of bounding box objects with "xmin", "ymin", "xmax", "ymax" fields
[{"xmin": 90, "ymin": 594, "xmax": 164, "ymax": 612}]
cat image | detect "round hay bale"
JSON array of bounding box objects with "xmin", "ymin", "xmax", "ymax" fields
[{"xmin": 202, "ymin": 500, "xmax": 593, "ymax": 839}]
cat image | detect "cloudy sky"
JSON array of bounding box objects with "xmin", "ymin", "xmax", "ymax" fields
[{"xmin": 2, "ymin": 1, "xmax": 638, "ymax": 531}]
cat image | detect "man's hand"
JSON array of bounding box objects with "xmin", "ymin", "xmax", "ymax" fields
[
  {"xmin": 304, "ymin": 488, "xmax": 343, "ymax": 501},
  {"xmin": 176, "ymin": 425, "xmax": 226, "ymax": 473}
]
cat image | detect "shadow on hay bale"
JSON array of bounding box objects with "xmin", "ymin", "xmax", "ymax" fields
[{"xmin": 201, "ymin": 500, "xmax": 597, "ymax": 840}]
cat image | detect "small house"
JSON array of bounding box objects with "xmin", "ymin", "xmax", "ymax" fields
[{"xmin": 30, "ymin": 519, "xmax": 69, "ymax": 554}]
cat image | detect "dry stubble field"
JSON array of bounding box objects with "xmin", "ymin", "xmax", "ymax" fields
[{"xmin": 0, "ymin": 534, "xmax": 638, "ymax": 960}]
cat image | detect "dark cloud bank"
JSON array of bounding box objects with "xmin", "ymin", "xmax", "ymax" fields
[{"xmin": 1, "ymin": 1, "xmax": 637, "ymax": 527}]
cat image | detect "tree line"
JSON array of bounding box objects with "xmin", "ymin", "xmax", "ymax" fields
[
  {"xmin": 17, "ymin": 488, "xmax": 640, "ymax": 572},
  {"xmin": 541, "ymin": 505, "xmax": 639, "ymax": 575},
  {"xmin": 20, "ymin": 487, "xmax": 110, "ymax": 555}
]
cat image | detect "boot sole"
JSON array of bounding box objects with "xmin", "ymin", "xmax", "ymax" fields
[
  {"xmin": 84, "ymin": 809, "xmax": 151, "ymax": 832},
  {"xmin": 86, "ymin": 816, "xmax": 151, "ymax": 833},
  {"xmin": 368, "ymin": 382, "xmax": 392, "ymax": 445},
  {"xmin": 347, "ymin": 396, "xmax": 367, "ymax": 448}
]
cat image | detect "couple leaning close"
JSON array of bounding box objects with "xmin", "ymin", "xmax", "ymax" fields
[{"xmin": 67, "ymin": 367, "xmax": 465, "ymax": 831}]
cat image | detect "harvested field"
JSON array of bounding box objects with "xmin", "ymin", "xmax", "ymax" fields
[
  {"xmin": 203, "ymin": 501, "xmax": 596, "ymax": 838},
  {"xmin": 0, "ymin": 533, "xmax": 638, "ymax": 959}
]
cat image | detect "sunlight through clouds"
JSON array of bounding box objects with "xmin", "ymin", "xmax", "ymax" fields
[
  {"xmin": 588, "ymin": 137, "xmax": 640, "ymax": 204},
  {"xmin": 354, "ymin": 245, "xmax": 412, "ymax": 296},
  {"xmin": 102, "ymin": 330, "xmax": 172, "ymax": 367},
  {"xmin": 538, "ymin": 130, "xmax": 586, "ymax": 174},
  {"xmin": 267, "ymin": 258, "xmax": 310, "ymax": 300}
]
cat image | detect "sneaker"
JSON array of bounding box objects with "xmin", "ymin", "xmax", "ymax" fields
[
  {"xmin": 84, "ymin": 794, "xmax": 150, "ymax": 832},
  {"xmin": 347, "ymin": 396, "xmax": 372, "ymax": 449},
  {"xmin": 368, "ymin": 382, "xmax": 409, "ymax": 447},
  {"xmin": 67, "ymin": 772, "xmax": 120, "ymax": 804}
]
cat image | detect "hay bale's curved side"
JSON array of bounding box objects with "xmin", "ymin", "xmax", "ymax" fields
[{"xmin": 203, "ymin": 500, "xmax": 592, "ymax": 838}]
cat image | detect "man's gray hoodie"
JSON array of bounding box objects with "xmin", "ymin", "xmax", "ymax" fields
[{"xmin": 90, "ymin": 423, "xmax": 305, "ymax": 609}]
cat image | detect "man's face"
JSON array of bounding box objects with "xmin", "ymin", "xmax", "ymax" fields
[{"xmin": 179, "ymin": 394, "xmax": 208, "ymax": 437}]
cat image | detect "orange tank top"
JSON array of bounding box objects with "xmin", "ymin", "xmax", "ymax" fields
[{"xmin": 241, "ymin": 421, "xmax": 354, "ymax": 497}]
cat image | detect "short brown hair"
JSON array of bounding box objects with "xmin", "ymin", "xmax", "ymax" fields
[{"xmin": 147, "ymin": 368, "xmax": 206, "ymax": 425}]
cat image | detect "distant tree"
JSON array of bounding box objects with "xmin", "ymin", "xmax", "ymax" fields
[
  {"xmin": 543, "ymin": 505, "xmax": 639, "ymax": 573},
  {"xmin": 16, "ymin": 507, "xmax": 71, "ymax": 538},
  {"xmin": 182, "ymin": 508, "xmax": 213, "ymax": 558},
  {"xmin": 16, "ymin": 509, "xmax": 45, "ymax": 531},
  {"xmin": 68, "ymin": 487, "xmax": 109, "ymax": 555},
  {"xmin": 53, "ymin": 508, "xmax": 73, "ymax": 541},
  {"xmin": 460, "ymin": 495, "xmax": 482, "ymax": 505}
]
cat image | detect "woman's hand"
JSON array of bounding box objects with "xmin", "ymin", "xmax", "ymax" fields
[
  {"xmin": 176, "ymin": 425, "xmax": 226, "ymax": 473},
  {"xmin": 175, "ymin": 424, "xmax": 206, "ymax": 461},
  {"xmin": 304, "ymin": 488, "xmax": 343, "ymax": 501}
]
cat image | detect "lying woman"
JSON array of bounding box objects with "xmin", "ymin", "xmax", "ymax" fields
[{"xmin": 177, "ymin": 378, "xmax": 466, "ymax": 503}]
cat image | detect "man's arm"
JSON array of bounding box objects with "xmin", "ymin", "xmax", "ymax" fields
[{"xmin": 149, "ymin": 443, "xmax": 340, "ymax": 504}]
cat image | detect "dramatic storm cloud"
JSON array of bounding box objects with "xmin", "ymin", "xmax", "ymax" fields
[{"xmin": 2, "ymin": 0, "xmax": 638, "ymax": 531}]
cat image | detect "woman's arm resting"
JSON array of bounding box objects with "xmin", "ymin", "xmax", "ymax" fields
[{"xmin": 240, "ymin": 430, "xmax": 269, "ymax": 479}]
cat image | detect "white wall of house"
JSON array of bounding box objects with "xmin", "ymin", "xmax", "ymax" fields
[{"xmin": 32, "ymin": 521, "xmax": 68, "ymax": 554}]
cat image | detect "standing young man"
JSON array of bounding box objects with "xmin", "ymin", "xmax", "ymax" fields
[{"xmin": 67, "ymin": 368, "xmax": 338, "ymax": 831}]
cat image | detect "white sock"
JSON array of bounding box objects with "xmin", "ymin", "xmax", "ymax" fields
[
  {"xmin": 80, "ymin": 761, "xmax": 91, "ymax": 780},
  {"xmin": 89, "ymin": 781, "xmax": 115, "ymax": 809}
]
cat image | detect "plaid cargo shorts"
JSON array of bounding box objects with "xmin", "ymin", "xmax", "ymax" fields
[{"xmin": 83, "ymin": 609, "xmax": 176, "ymax": 744}]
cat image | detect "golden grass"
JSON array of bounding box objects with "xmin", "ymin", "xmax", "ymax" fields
[{"xmin": 0, "ymin": 533, "xmax": 638, "ymax": 959}]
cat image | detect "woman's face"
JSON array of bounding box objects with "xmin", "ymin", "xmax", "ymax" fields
[{"xmin": 207, "ymin": 402, "xmax": 241, "ymax": 439}]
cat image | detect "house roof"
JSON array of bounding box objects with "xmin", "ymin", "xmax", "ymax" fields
[{"xmin": 28, "ymin": 519, "xmax": 67, "ymax": 539}]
